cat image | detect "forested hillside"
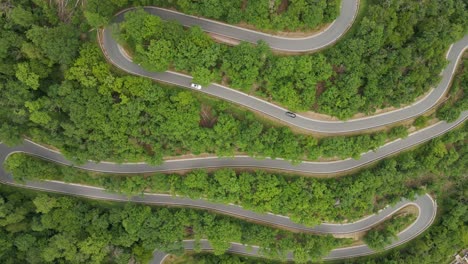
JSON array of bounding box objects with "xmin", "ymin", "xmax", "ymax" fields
[
  {"xmin": 85, "ymin": 0, "xmax": 340, "ymax": 31},
  {"xmin": 437, "ymin": 59, "xmax": 468, "ymax": 122},
  {"xmin": 189, "ymin": 179, "xmax": 466, "ymax": 264},
  {"xmin": 0, "ymin": 1, "xmax": 467, "ymax": 263},
  {"xmin": 0, "ymin": 1, "xmax": 420, "ymax": 164},
  {"xmin": 0, "ymin": 186, "xmax": 345, "ymax": 263},
  {"xmin": 362, "ymin": 214, "xmax": 416, "ymax": 251},
  {"xmin": 7, "ymin": 123, "xmax": 467, "ymax": 227},
  {"xmin": 115, "ymin": 1, "xmax": 467, "ymax": 118},
  {"xmin": 348, "ymin": 182, "xmax": 467, "ymax": 264},
  {"xmin": 1, "ymin": 0, "xmax": 466, "ymax": 164}
]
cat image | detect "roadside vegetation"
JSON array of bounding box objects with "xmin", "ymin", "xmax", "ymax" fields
[
  {"xmin": 7, "ymin": 123, "xmax": 466, "ymax": 227},
  {"xmin": 114, "ymin": 1, "xmax": 467, "ymax": 118},
  {"xmin": 0, "ymin": 1, "xmax": 467, "ymax": 263},
  {"xmin": 165, "ymin": 126, "xmax": 468, "ymax": 263},
  {"xmin": 363, "ymin": 213, "xmax": 416, "ymax": 251},
  {"xmin": 437, "ymin": 59, "xmax": 468, "ymax": 122},
  {"xmin": 0, "ymin": 0, "xmax": 414, "ymax": 165},
  {"xmin": 0, "ymin": 185, "xmax": 347, "ymax": 264},
  {"xmin": 0, "ymin": 0, "xmax": 465, "ymax": 166},
  {"xmin": 85, "ymin": 0, "xmax": 340, "ymax": 32},
  {"xmin": 167, "ymin": 253, "xmax": 279, "ymax": 264},
  {"xmin": 185, "ymin": 178, "xmax": 467, "ymax": 264},
  {"xmin": 346, "ymin": 181, "xmax": 467, "ymax": 264}
]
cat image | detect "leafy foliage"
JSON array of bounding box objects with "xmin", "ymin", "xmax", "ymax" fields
[
  {"xmin": 0, "ymin": 186, "xmax": 345, "ymax": 263},
  {"xmin": 0, "ymin": 7, "xmax": 410, "ymax": 165},
  {"xmin": 344, "ymin": 177, "xmax": 467, "ymax": 263},
  {"xmin": 117, "ymin": 1, "xmax": 468, "ymax": 118},
  {"xmin": 85, "ymin": 0, "xmax": 339, "ymax": 32},
  {"xmin": 363, "ymin": 214, "xmax": 415, "ymax": 251},
  {"xmin": 7, "ymin": 124, "xmax": 467, "ymax": 227},
  {"xmin": 436, "ymin": 59, "xmax": 468, "ymax": 122}
]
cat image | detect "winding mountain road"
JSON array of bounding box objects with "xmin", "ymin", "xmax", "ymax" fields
[
  {"xmin": 0, "ymin": 142, "xmax": 436, "ymax": 263},
  {"xmin": 116, "ymin": 0, "xmax": 359, "ymax": 52},
  {"xmin": 100, "ymin": 4, "xmax": 468, "ymax": 134},
  {"xmin": 3, "ymin": 112, "xmax": 465, "ymax": 176},
  {"xmin": 1, "ymin": 1, "xmax": 466, "ymax": 263}
]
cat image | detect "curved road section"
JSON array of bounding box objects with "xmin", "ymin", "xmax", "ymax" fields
[
  {"xmin": 0, "ymin": 2, "xmax": 463, "ymax": 261},
  {"xmin": 5, "ymin": 112, "xmax": 465, "ymax": 175},
  {"xmin": 0, "ymin": 143, "xmax": 436, "ymax": 262},
  {"xmin": 121, "ymin": 0, "xmax": 359, "ymax": 52},
  {"xmin": 101, "ymin": 9, "xmax": 468, "ymax": 133}
]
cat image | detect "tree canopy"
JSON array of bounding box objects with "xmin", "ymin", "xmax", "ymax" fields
[
  {"xmin": 0, "ymin": 185, "xmax": 345, "ymax": 263},
  {"xmin": 7, "ymin": 124, "xmax": 467, "ymax": 227},
  {"xmin": 116, "ymin": 1, "xmax": 467, "ymax": 118}
]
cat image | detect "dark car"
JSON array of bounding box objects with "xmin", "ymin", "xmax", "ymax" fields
[{"xmin": 285, "ymin": 111, "xmax": 296, "ymax": 118}]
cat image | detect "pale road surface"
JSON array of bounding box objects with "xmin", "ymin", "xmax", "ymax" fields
[
  {"xmin": 100, "ymin": 5, "xmax": 468, "ymax": 134},
  {"xmin": 4, "ymin": 113, "xmax": 464, "ymax": 175},
  {"xmin": 1, "ymin": 1, "xmax": 465, "ymax": 262},
  {"xmin": 118, "ymin": 0, "xmax": 359, "ymax": 52},
  {"xmin": 0, "ymin": 142, "xmax": 436, "ymax": 263}
]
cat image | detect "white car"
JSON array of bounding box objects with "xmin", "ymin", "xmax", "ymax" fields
[
  {"xmin": 190, "ymin": 83, "xmax": 202, "ymax": 90},
  {"xmin": 285, "ymin": 111, "xmax": 296, "ymax": 118}
]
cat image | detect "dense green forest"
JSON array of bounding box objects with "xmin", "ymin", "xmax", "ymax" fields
[
  {"xmin": 0, "ymin": 1, "xmax": 467, "ymax": 263},
  {"xmin": 119, "ymin": 147, "xmax": 466, "ymax": 263},
  {"xmin": 0, "ymin": 0, "xmax": 465, "ymax": 165},
  {"xmin": 345, "ymin": 182, "xmax": 467, "ymax": 264},
  {"xmin": 188, "ymin": 180, "xmax": 467, "ymax": 264},
  {"xmin": 363, "ymin": 213, "xmax": 415, "ymax": 251},
  {"xmin": 115, "ymin": 1, "xmax": 467, "ymax": 118},
  {"xmin": 85, "ymin": 0, "xmax": 340, "ymax": 31},
  {"xmin": 0, "ymin": 1, "xmax": 419, "ymax": 164},
  {"xmin": 173, "ymin": 253, "xmax": 280, "ymax": 264},
  {"xmin": 6, "ymin": 121, "xmax": 468, "ymax": 263},
  {"xmin": 0, "ymin": 186, "xmax": 347, "ymax": 264},
  {"xmin": 7, "ymin": 123, "xmax": 467, "ymax": 227},
  {"xmin": 437, "ymin": 59, "xmax": 468, "ymax": 122}
]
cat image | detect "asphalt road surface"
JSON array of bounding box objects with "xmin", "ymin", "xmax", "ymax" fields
[
  {"xmin": 115, "ymin": 0, "xmax": 359, "ymax": 52},
  {"xmin": 1, "ymin": 1, "xmax": 466, "ymax": 262},
  {"xmin": 0, "ymin": 143, "xmax": 436, "ymax": 263},
  {"xmin": 100, "ymin": 6, "xmax": 468, "ymax": 134},
  {"xmin": 3, "ymin": 112, "xmax": 464, "ymax": 175}
]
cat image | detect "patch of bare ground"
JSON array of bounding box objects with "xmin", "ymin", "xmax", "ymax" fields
[
  {"xmin": 148, "ymin": 161, "xmax": 360, "ymax": 179},
  {"xmin": 333, "ymin": 232, "xmax": 364, "ymax": 244},
  {"xmin": 120, "ymin": 45, "xmax": 135, "ymax": 58},
  {"xmin": 139, "ymin": 141, "xmax": 155, "ymax": 156},
  {"xmin": 405, "ymin": 174, "xmax": 435, "ymax": 189},
  {"xmin": 199, "ymin": 104, "xmax": 218, "ymax": 128},
  {"xmin": 234, "ymin": 20, "xmax": 330, "ymax": 38},
  {"xmin": 209, "ymin": 33, "xmax": 241, "ymax": 47},
  {"xmin": 277, "ymin": 0, "xmax": 289, "ymax": 14},
  {"xmin": 161, "ymin": 152, "xmax": 232, "ymax": 161},
  {"xmin": 220, "ymin": 73, "xmax": 230, "ymax": 86},
  {"xmin": 311, "ymin": 81, "xmax": 326, "ymax": 112},
  {"xmin": 162, "ymin": 254, "xmax": 178, "ymax": 264},
  {"xmin": 398, "ymin": 205, "xmax": 419, "ymax": 217},
  {"xmin": 79, "ymin": 32, "xmax": 87, "ymax": 41},
  {"xmin": 24, "ymin": 137, "xmax": 61, "ymax": 152},
  {"xmin": 241, "ymin": 0, "xmax": 247, "ymax": 10},
  {"xmin": 299, "ymin": 110, "xmax": 342, "ymax": 121}
]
